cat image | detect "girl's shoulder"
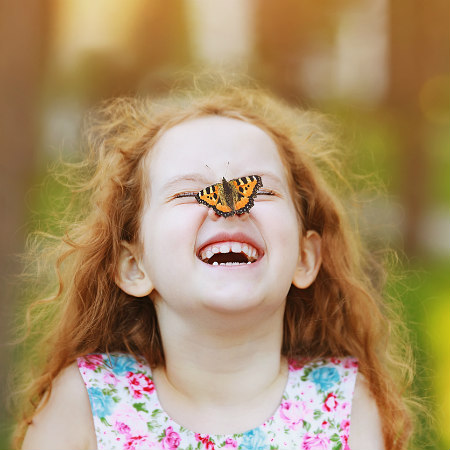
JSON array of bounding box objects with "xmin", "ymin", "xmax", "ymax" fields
[{"xmin": 22, "ymin": 362, "xmax": 97, "ymax": 450}]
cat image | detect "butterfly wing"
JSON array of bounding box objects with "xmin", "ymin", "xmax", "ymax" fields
[
  {"xmin": 195, "ymin": 182, "xmax": 234, "ymax": 217},
  {"xmin": 230, "ymin": 175, "xmax": 263, "ymax": 215}
]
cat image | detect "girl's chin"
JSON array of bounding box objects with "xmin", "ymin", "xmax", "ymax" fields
[{"xmin": 197, "ymin": 292, "xmax": 270, "ymax": 315}]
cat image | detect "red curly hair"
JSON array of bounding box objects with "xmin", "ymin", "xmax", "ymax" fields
[{"xmin": 13, "ymin": 80, "xmax": 414, "ymax": 449}]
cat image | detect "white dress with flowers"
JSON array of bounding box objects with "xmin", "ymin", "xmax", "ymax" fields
[{"xmin": 77, "ymin": 353, "xmax": 358, "ymax": 450}]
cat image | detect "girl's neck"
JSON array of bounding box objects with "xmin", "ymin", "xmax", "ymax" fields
[{"xmin": 151, "ymin": 303, "xmax": 288, "ymax": 433}]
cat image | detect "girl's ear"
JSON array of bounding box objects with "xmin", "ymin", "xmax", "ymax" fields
[
  {"xmin": 115, "ymin": 241, "xmax": 154, "ymax": 297},
  {"xmin": 292, "ymin": 230, "xmax": 322, "ymax": 289}
]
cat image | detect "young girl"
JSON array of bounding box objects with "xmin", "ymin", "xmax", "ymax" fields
[{"xmin": 15, "ymin": 81, "xmax": 414, "ymax": 450}]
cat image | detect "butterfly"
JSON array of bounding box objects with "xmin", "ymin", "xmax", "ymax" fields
[{"xmin": 195, "ymin": 175, "xmax": 263, "ymax": 217}]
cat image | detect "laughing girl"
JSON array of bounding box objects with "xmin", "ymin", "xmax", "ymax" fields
[{"xmin": 16, "ymin": 81, "xmax": 413, "ymax": 450}]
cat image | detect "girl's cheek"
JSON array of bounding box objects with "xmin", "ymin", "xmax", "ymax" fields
[{"xmin": 172, "ymin": 203, "xmax": 207, "ymax": 223}]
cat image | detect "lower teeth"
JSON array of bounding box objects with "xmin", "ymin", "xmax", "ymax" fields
[{"xmin": 211, "ymin": 261, "xmax": 252, "ymax": 266}]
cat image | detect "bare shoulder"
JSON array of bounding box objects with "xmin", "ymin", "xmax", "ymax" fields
[
  {"xmin": 348, "ymin": 373, "xmax": 385, "ymax": 450},
  {"xmin": 22, "ymin": 362, "xmax": 97, "ymax": 450}
]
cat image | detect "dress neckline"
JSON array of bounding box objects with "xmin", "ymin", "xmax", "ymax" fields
[{"xmin": 147, "ymin": 361, "xmax": 294, "ymax": 438}]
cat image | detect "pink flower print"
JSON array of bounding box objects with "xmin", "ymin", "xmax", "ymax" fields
[
  {"xmin": 340, "ymin": 401, "xmax": 350, "ymax": 415},
  {"xmin": 103, "ymin": 371, "xmax": 118, "ymax": 386},
  {"xmin": 194, "ymin": 434, "xmax": 215, "ymax": 449},
  {"xmin": 79, "ymin": 354, "xmax": 104, "ymax": 370},
  {"xmin": 340, "ymin": 432, "xmax": 351, "ymax": 450},
  {"xmin": 288, "ymin": 359, "xmax": 304, "ymax": 371},
  {"xmin": 301, "ymin": 433, "xmax": 331, "ymax": 450},
  {"xmin": 323, "ymin": 392, "xmax": 338, "ymax": 412},
  {"xmin": 279, "ymin": 400, "xmax": 311, "ymax": 430},
  {"xmin": 112, "ymin": 405, "xmax": 148, "ymax": 438},
  {"xmin": 126, "ymin": 371, "xmax": 155, "ymax": 399},
  {"xmin": 115, "ymin": 421, "xmax": 132, "ymax": 437},
  {"xmin": 343, "ymin": 357, "xmax": 358, "ymax": 369},
  {"xmin": 339, "ymin": 419, "xmax": 351, "ymax": 450},
  {"xmin": 330, "ymin": 357, "xmax": 341, "ymax": 365},
  {"xmin": 224, "ymin": 438, "xmax": 238, "ymax": 448},
  {"xmin": 340, "ymin": 419, "xmax": 350, "ymax": 431},
  {"xmin": 161, "ymin": 426, "xmax": 181, "ymax": 450},
  {"xmin": 124, "ymin": 435, "xmax": 149, "ymax": 450},
  {"xmin": 321, "ymin": 420, "xmax": 328, "ymax": 429}
]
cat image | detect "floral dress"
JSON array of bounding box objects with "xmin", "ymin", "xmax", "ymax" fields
[{"xmin": 77, "ymin": 353, "xmax": 358, "ymax": 450}]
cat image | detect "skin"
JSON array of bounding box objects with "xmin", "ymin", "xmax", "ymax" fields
[{"xmin": 22, "ymin": 116, "xmax": 385, "ymax": 449}]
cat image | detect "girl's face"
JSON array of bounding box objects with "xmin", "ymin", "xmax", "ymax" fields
[{"xmin": 137, "ymin": 116, "xmax": 307, "ymax": 316}]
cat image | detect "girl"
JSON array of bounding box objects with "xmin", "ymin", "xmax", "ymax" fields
[{"xmin": 15, "ymin": 81, "xmax": 414, "ymax": 449}]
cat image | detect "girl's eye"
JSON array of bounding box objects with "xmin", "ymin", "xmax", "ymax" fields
[
  {"xmin": 257, "ymin": 189, "xmax": 276, "ymax": 196},
  {"xmin": 172, "ymin": 191, "xmax": 197, "ymax": 199}
]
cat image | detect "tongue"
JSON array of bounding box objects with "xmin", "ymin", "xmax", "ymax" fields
[{"xmin": 208, "ymin": 252, "xmax": 248, "ymax": 264}]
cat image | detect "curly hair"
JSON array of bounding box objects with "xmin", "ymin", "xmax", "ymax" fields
[{"xmin": 13, "ymin": 79, "xmax": 414, "ymax": 449}]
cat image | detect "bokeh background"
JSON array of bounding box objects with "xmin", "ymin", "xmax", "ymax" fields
[{"xmin": 0, "ymin": 0, "xmax": 448, "ymax": 448}]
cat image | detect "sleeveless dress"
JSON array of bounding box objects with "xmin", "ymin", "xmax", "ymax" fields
[{"xmin": 77, "ymin": 353, "xmax": 358, "ymax": 450}]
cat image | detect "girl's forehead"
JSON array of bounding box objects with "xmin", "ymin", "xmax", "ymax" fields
[{"xmin": 148, "ymin": 116, "xmax": 288, "ymax": 184}]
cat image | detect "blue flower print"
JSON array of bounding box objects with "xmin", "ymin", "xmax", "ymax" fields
[
  {"xmin": 107, "ymin": 354, "xmax": 137, "ymax": 376},
  {"xmin": 311, "ymin": 366, "xmax": 340, "ymax": 391},
  {"xmin": 240, "ymin": 428, "xmax": 268, "ymax": 450},
  {"xmin": 87, "ymin": 387, "xmax": 115, "ymax": 417}
]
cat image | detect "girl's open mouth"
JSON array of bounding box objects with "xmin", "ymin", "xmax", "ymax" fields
[{"xmin": 198, "ymin": 241, "xmax": 260, "ymax": 266}]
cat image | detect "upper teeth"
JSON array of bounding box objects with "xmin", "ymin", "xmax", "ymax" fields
[{"xmin": 199, "ymin": 241, "xmax": 258, "ymax": 263}]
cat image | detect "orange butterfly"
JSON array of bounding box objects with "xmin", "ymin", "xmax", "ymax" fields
[{"xmin": 195, "ymin": 175, "xmax": 263, "ymax": 217}]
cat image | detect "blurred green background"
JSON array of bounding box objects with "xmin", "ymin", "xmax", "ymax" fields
[{"xmin": 0, "ymin": 0, "xmax": 448, "ymax": 448}]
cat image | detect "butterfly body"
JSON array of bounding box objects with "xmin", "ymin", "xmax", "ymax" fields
[{"xmin": 195, "ymin": 175, "xmax": 263, "ymax": 217}]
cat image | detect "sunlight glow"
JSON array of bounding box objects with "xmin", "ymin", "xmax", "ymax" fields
[{"xmin": 53, "ymin": 0, "xmax": 151, "ymax": 69}]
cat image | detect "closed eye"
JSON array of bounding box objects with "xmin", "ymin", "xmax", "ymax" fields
[
  {"xmin": 256, "ymin": 189, "xmax": 276, "ymax": 196},
  {"xmin": 174, "ymin": 191, "xmax": 198, "ymax": 198},
  {"xmin": 167, "ymin": 191, "xmax": 198, "ymax": 202}
]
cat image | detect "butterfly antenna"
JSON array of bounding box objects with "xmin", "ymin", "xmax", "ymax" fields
[{"xmin": 224, "ymin": 161, "xmax": 230, "ymax": 179}]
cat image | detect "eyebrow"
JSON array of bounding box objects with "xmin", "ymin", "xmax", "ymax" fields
[
  {"xmin": 162, "ymin": 171, "xmax": 286, "ymax": 192},
  {"xmin": 162, "ymin": 173, "xmax": 212, "ymax": 191},
  {"xmin": 257, "ymin": 172, "xmax": 285, "ymax": 188}
]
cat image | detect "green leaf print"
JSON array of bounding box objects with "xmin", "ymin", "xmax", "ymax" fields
[
  {"xmin": 151, "ymin": 408, "xmax": 162, "ymax": 417},
  {"xmin": 332, "ymin": 441, "xmax": 343, "ymax": 450},
  {"xmin": 157, "ymin": 430, "xmax": 165, "ymax": 441},
  {"xmin": 146, "ymin": 420, "xmax": 161, "ymax": 432},
  {"xmin": 101, "ymin": 388, "xmax": 112, "ymax": 396},
  {"xmin": 100, "ymin": 417, "xmax": 111, "ymax": 427},
  {"xmin": 133, "ymin": 402, "xmax": 149, "ymax": 413},
  {"xmin": 330, "ymin": 433, "xmax": 341, "ymax": 442},
  {"xmin": 313, "ymin": 410, "xmax": 323, "ymax": 419},
  {"xmin": 301, "ymin": 367, "xmax": 312, "ymax": 381}
]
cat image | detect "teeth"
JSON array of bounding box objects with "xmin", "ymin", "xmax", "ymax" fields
[
  {"xmin": 231, "ymin": 243, "xmax": 241, "ymax": 253},
  {"xmin": 219, "ymin": 244, "xmax": 230, "ymax": 253},
  {"xmin": 212, "ymin": 261, "xmax": 251, "ymax": 266},
  {"xmin": 199, "ymin": 241, "xmax": 259, "ymax": 264}
]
